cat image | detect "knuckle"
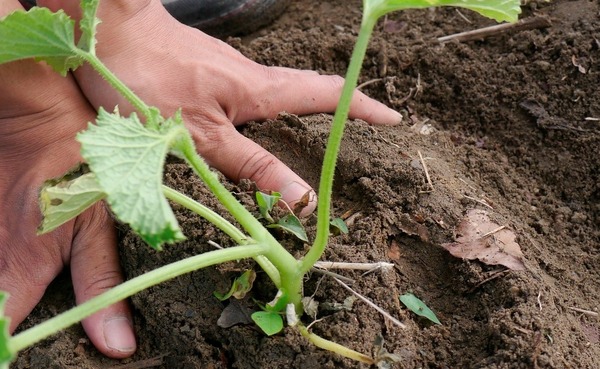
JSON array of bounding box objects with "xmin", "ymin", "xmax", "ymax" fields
[{"xmin": 237, "ymin": 151, "xmax": 278, "ymax": 185}]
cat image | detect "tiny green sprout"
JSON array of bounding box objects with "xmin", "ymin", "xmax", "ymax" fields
[
  {"xmin": 251, "ymin": 311, "xmax": 284, "ymax": 336},
  {"xmin": 214, "ymin": 270, "xmax": 257, "ymax": 301},
  {"xmin": 268, "ymin": 214, "xmax": 309, "ymax": 242},
  {"xmin": 330, "ymin": 217, "xmax": 349, "ymax": 236},
  {"xmin": 0, "ymin": 0, "xmax": 519, "ymax": 365},
  {"xmin": 255, "ymin": 191, "xmax": 280, "ymax": 223},
  {"xmin": 399, "ymin": 293, "xmax": 441, "ymax": 325}
]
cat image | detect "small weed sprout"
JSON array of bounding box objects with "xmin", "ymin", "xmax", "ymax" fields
[{"xmin": 0, "ymin": 0, "xmax": 520, "ymax": 366}]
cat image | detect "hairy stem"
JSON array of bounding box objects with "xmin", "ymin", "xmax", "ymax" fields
[
  {"xmin": 80, "ymin": 51, "xmax": 152, "ymax": 119},
  {"xmin": 175, "ymin": 136, "xmax": 302, "ymax": 304},
  {"xmin": 10, "ymin": 244, "xmax": 268, "ymax": 353},
  {"xmin": 162, "ymin": 185, "xmax": 282, "ymax": 287},
  {"xmin": 300, "ymin": 16, "xmax": 377, "ymax": 274}
]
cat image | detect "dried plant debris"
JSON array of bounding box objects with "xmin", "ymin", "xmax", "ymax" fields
[{"xmin": 442, "ymin": 209, "xmax": 526, "ymax": 270}]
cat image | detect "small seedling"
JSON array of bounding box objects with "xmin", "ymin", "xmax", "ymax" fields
[
  {"xmin": 400, "ymin": 293, "xmax": 442, "ymax": 325},
  {"xmin": 0, "ymin": 0, "xmax": 520, "ymax": 365}
]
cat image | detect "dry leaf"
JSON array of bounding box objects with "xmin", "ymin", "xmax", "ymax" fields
[{"xmin": 442, "ymin": 209, "xmax": 525, "ymax": 270}]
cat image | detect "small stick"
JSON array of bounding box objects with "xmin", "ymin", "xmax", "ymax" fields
[
  {"xmin": 480, "ymin": 225, "xmax": 506, "ymax": 239},
  {"xmin": 567, "ymin": 306, "xmax": 599, "ymax": 317},
  {"xmin": 208, "ymin": 240, "xmax": 223, "ymax": 249},
  {"xmin": 314, "ymin": 261, "xmax": 394, "ymax": 272},
  {"xmin": 537, "ymin": 291, "xmax": 543, "ymax": 311},
  {"xmin": 418, "ymin": 150, "xmax": 434, "ymax": 192},
  {"xmin": 310, "ymin": 268, "xmax": 355, "ymax": 284},
  {"xmin": 357, "ymin": 78, "xmax": 383, "ymax": 90},
  {"xmin": 333, "ymin": 277, "xmax": 406, "ymax": 329},
  {"xmin": 437, "ymin": 16, "xmax": 552, "ymax": 43},
  {"xmin": 467, "ymin": 269, "xmax": 510, "ymax": 293},
  {"xmin": 463, "ymin": 195, "xmax": 494, "ymax": 210}
]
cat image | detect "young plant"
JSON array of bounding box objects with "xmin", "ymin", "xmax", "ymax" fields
[{"xmin": 0, "ymin": 0, "xmax": 521, "ymax": 366}]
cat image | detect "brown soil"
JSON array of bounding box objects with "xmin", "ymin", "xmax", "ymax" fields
[{"xmin": 12, "ymin": 0, "xmax": 599, "ymax": 368}]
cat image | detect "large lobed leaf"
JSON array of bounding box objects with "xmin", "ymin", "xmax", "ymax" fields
[
  {"xmin": 365, "ymin": 0, "xmax": 521, "ymax": 23},
  {"xmin": 77, "ymin": 108, "xmax": 187, "ymax": 249},
  {"xmin": 0, "ymin": 7, "xmax": 82, "ymax": 75}
]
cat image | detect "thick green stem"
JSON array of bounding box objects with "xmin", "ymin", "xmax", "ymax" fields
[
  {"xmin": 162, "ymin": 185, "xmax": 248, "ymax": 244},
  {"xmin": 80, "ymin": 51, "xmax": 153, "ymax": 119},
  {"xmin": 300, "ymin": 16, "xmax": 377, "ymax": 274},
  {"xmin": 175, "ymin": 137, "xmax": 303, "ymax": 305},
  {"xmin": 162, "ymin": 184, "xmax": 282, "ymax": 287},
  {"xmin": 9, "ymin": 244, "xmax": 267, "ymax": 354}
]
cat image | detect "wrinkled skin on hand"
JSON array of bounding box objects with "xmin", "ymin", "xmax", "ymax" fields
[
  {"xmin": 0, "ymin": 16, "xmax": 136, "ymax": 357},
  {"xmin": 42, "ymin": 0, "xmax": 403, "ymax": 216}
]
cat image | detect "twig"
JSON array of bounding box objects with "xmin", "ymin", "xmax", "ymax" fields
[
  {"xmin": 357, "ymin": 78, "xmax": 383, "ymax": 90},
  {"xmin": 537, "ymin": 291, "xmax": 543, "ymax": 311},
  {"xmin": 418, "ymin": 150, "xmax": 434, "ymax": 193},
  {"xmin": 333, "ymin": 277, "xmax": 406, "ymax": 329},
  {"xmin": 208, "ymin": 240, "xmax": 223, "ymax": 249},
  {"xmin": 455, "ymin": 9, "xmax": 472, "ymax": 24},
  {"xmin": 314, "ymin": 261, "xmax": 394, "ymax": 272},
  {"xmin": 437, "ymin": 16, "xmax": 552, "ymax": 43},
  {"xmin": 480, "ymin": 225, "xmax": 506, "ymax": 239},
  {"xmin": 466, "ymin": 269, "xmax": 510, "ymax": 293},
  {"xmin": 310, "ymin": 268, "xmax": 355, "ymax": 285},
  {"xmin": 567, "ymin": 306, "xmax": 599, "ymax": 317},
  {"xmin": 463, "ymin": 195, "xmax": 494, "ymax": 210}
]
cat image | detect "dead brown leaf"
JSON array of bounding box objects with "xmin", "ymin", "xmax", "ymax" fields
[{"xmin": 442, "ymin": 209, "xmax": 526, "ymax": 270}]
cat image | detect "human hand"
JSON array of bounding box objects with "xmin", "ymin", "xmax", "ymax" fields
[
  {"xmin": 0, "ymin": 2, "xmax": 136, "ymax": 356},
  {"xmin": 40, "ymin": 0, "xmax": 402, "ymax": 216}
]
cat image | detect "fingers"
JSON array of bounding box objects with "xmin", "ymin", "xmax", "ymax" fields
[
  {"xmin": 0, "ymin": 238, "xmax": 62, "ymax": 333},
  {"xmin": 192, "ymin": 121, "xmax": 316, "ymax": 217},
  {"xmin": 70, "ymin": 203, "xmax": 136, "ymax": 359},
  {"xmin": 237, "ymin": 66, "xmax": 403, "ymax": 126}
]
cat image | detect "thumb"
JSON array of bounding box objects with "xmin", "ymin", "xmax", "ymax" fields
[
  {"xmin": 194, "ymin": 123, "xmax": 316, "ymax": 217},
  {"xmin": 70, "ymin": 203, "xmax": 136, "ymax": 359}
]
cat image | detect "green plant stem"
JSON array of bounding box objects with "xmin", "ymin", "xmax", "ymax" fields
[
  {"xmin": 80, "ymin": 51, "xmax": 152, "ymax": 119},
  {"xmin": 300, "ymin": 15, "xmax": 378, "ymax": 274},
  {"xmin": 298, "ymin": 325, "xmax": 374, "ymax": 364},
  {"xmin": 162, "ymin": 185, "xmax": 247, "ymax": 244},
  {"xmin": 162, "ymin": 184, "xmax": 282, "ymax": 287},
  {"xmin": 175, "ymin": 137, "xmax": 303, "ymax": 306},
  {"xmin": 9, "ymin": 244, "xmax": 268, "ymax": 354}
]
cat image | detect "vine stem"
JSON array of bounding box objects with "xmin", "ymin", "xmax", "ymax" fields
[
  {"xmin": 162, "ymin": 185, "xmax": 282, "ymax": 287},
  {"xmin": 300, "ymin": 15, "xmax": 378, "ymax": 274},
  {"xmin": 9, "ymin": 244, "xmax": 268, "ymax": 353},
  {"xmin": 80, "ymin": 52, "xmax": 152, "ymax": 119},
  {"xmin": 298, "ymin": 325, "xmax": 374, "ymax": 364}
]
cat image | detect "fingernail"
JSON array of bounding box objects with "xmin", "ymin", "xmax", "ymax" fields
[
  {"xmin": 104, "ymin": 316, "xmax": 136, "ymax": 354},
  {"xmin": 280, "ymin": 181, "xmax": 317, "ymax": 217},
  {"xmin": 389, "ymin": 109, "xmax": 403, "ymax": 125}
]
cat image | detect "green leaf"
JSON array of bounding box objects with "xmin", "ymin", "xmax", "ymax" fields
[
  {"xmin": 365, "ymin": 0, "xmax": 521, "ymax": 23},
  {"xmin": 0, "ymin": 292, "xmax": 13, "ymax": 367},
  {"xmin": 268, "ymin": 214, "xmax": 308, "ymax": 242},
  {"xmin": 78, "ymin": 0, "xmax": 101, "ymax": 53},
  {"xmin": 251, "ymin": 311, "xmax": 283, "ymax": 336},
  {"xmin": 77, "ymin": 108, "xmax": 187, "ymax": 250},
  {"xmin": 38, "ymin": 165, "xmax": 106, "ymax": 234},
  {"xmin": 399, "ymin": 293, "xmax": 441, "ymax": 325},
  {"xmin": 214, "ymin": 270, "xmax": 256, "ymax": 301},
  {"xmin": 0, "ymin": 7, "xmax": 83, "ymax": 75},
  {"xmin": 330, "ymin": 217, "xmax": 349, "ymax": 235},
  {"xmin": 256, "ymin": 191, "xmax": 281, "ymax": 223}
]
